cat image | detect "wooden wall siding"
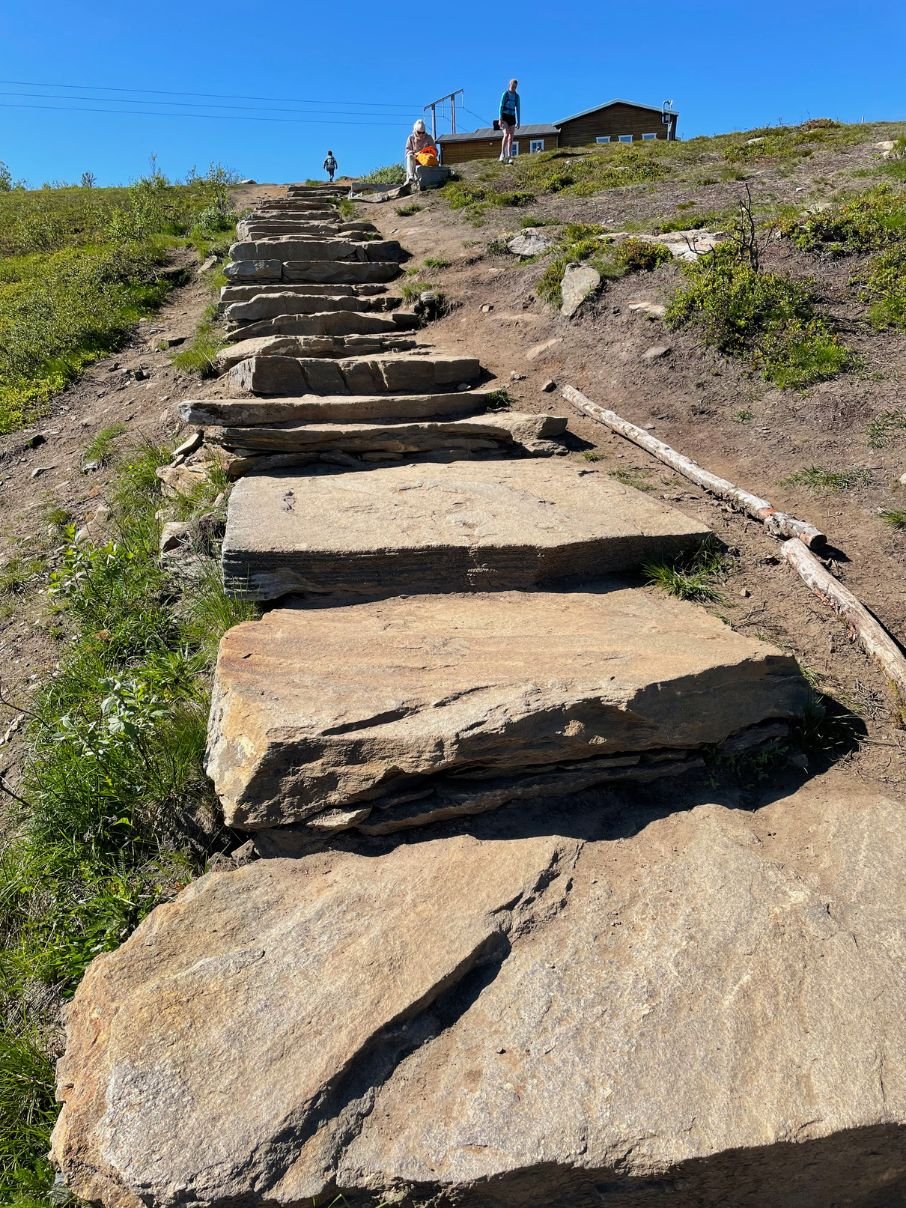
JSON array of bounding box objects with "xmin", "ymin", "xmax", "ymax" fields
[
  {"xmin": 559, "ymin": 104, "xmax": 668, "ymax": 146},
  {"xmin": 441, "ymin": 133, "xmax": 559, "ymax": 165}
]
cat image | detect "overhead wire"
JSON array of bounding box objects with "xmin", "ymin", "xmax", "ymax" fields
[
  {"xmin": 0, "ymin": 90, "xmax": 421, "ymax": 120},
  {"xmin": 0, "ymin": 101, "xmax": 404, "ymax": 127}
]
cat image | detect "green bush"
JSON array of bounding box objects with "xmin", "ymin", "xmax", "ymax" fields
[
  {"xmin": 858, "ymin": 242, "xmax": 906, "ymax": 329},
  {"xmin": 358, "ymin": 163, "xmax": 406, "ymax": 185},
  {"xmin": 536, "ymin": 227, "xmax": 670, "ymax": 309},
  {"xmin": 666, "ymin": 244, "xmax": 851, "ymax": 388},
  {"xmin": 613, "ymin": 237, "xmax": 672, "ymax": 272},
  {"xmin": 782, "ymin": 186, "xmax": 906, "ymax": 255}
]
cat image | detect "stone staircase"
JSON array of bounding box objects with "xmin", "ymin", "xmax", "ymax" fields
[{"xmin": 50, "ymin": 186, "xmax": 904, "ymax": 1208}]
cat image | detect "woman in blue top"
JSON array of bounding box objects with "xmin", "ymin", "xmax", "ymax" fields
[{"xmin": 499, "ymin": 78, "xmax": 520, "ymax": 164}]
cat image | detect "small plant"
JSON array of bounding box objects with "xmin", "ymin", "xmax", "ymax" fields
[
  {"xmin": 613, "ymin": 237, "xmax": 672, "ymax": 273},
  {"xmin": 880, "ymin": 509, "xmax": 906, "ymax": 530},
  {"xmin": 423, "ymin": 256, "xmax": 451, "ymax": 270},
  {"xmin": 399, "ymin": 278, "xmax": 435, "ymax": 302},
  {"xmin": 609, "ymin": 466, "xmax": 654, "ymax": 491},
  {"xmin": 82, "ymin": 421, "xmax": 127, "ymax": 469},
  {"xmin": 395, "ymin": 203, "xmax": 422, "ymax": 217},
  {"xmin": 644, "ymin": 538, "xmax": 728, "ymax": 603},
  {"xmin": 359, "ymin": 163, "xmax": 406, "ymax": 185},
  {"xmin": 866, "ymin": 408, "xmax": 906, "ymax": 448},
  {"xmin": 783, "ymin": 466, "xmax": 872, "ymax": 491},
  {"xmin": 582, "ymin": 450, "xmax": 605, "ymax": 462},
  {"xmin": 335, "ymin": 198, "xmax": 357, "ymax": 220},
  {"xmin": 482, "ymin": 388, "xmax": 513, "ymax": 410},
  {"xmin": 172, "ymin": 303, "xmax": 224, "ymax": 376},
  {"xmin": 858, "ymin": 243, "xmax": 906, "ymax": 330},
  {"xmin": 733, "ymin": 408, "xmax": 754, "ymax": 423}
]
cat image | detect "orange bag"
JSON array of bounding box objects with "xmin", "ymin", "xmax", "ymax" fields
[{"xmin": 415, "ymin": 146, "xmax": 438, "ymax": 167}]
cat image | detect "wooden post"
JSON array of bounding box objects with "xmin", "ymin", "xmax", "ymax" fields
[
  {"xmin": 781, "ymin": 540, "xmax": 906, "ymax": 713},
  {"xmin": 562, "ymin": 385, "xmax": 826, "ymax": 548}
]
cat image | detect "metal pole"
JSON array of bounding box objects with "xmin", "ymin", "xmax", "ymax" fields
[{"xmin": 451, "ymin": 92, "xmax": 456, "ymax": 133}]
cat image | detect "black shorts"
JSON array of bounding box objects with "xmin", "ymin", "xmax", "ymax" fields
[{"xmin": 500, "ymin": 113, "xmax": 516, "ymax": 128}]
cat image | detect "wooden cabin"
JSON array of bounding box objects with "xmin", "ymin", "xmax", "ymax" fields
[{"xmin": 437, "ymin": 99, "xmax": 677, "ymax": 165}]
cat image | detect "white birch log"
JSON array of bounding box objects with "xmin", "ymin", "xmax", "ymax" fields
[
  {"xmin": 781, "ymin": 539, "xmax": 906, "ymax": 710},
  {"xmin": 562, "ymin": 385, "xmax": 826, "ymax": 548}
]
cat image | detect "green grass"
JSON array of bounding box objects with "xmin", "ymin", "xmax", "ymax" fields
[
  {"xmin": 866, "ymin": 408, "xmax": 906, "ymax": 447},
  {"xmin": 0, "ymin": 164, "xmax": 238, "ymax": 433},
  {"xmin": 395, "ymin": 203, "xmax": 422, "ymax": 216},
  {"xmin": 0, "ymin": 440, "xmax": 255, "ymax": 1203},
  {"xmin": 82, "ymin": 421, "xmax": 127, "ymax": 469},
  {"xmin": 783, "ymin": 466, "xmax": 872, "ymax": 491},
  {"xmin": 880, "ymin": 509, "xmax": 906, "ymax": 530},
  {"xmin": 536, "ymin": 225, "xmax": 672, "ymax": 309},
  {"xmin": 644, "ymin": 539, "xmax": 728, "ymax": 603},
  {"xmin": 358, "ymin": 163, "xmax": 406, "ymax": 185},
  {"xmin": 422, "ymin": 255, "xmax": 451, "ymax": 270},
  {"xmin": 782, "ymin": 184, "xmax": 906, "ymax": 255},
  {"xmin": 172, "ymin": 302, "xmax": 225, "ymax": 376},
  {"xmin": 733, "ymin": 408, "xmax": 754, "ymax": 423},
  {"xmin": 609, "ymin": 466, "xmax": 655, "ymax": 491},
  {"xmin": 858, "ymin": 243, "xmax": 906, "ymax": 330}
]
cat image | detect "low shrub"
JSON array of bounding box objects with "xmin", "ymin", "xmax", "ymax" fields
[
  {"xmin": 644, "ymin": 538, "xmax": 728, "ymax": 603},
  {"xmin": 782, "ymin": 466, "xmax": 872, "ymax": 491},
  {"xmin": 865, "ymin": 408, "xmax": 906, "ymax": 448},
  {"xmin": 858, "ymin": 243, "xmax": 906, "ymax": 329},
  {"xmin": 666, "ymin": 243, "xmax": 851, "ymax": 388},
  {"xmin": 358, "ymin": 163, "xmax": 406, "ymax": 185},
  {"xmin": 782, "ymin": 185, "xmax": 906, "ymax": 255},
  {"xmin": 613, "ymin": 237, "xmax": 672, "ymax": 272}
]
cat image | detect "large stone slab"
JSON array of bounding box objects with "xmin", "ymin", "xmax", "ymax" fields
[
  {"xmin": 223, "ymin": 295, "xmax": 410, "ymax": 328},
  {"xmin": 52, "ymin": 780, "xmax": 906, "ymax": 1207},
  {"xmin": 225, "ymin": 260, "xmax": 402, "ymax": 285},
  {"xmin": 207, "ymin": 588, "xmax": 808, "ymax": 830},
  {"xmin": 180, "ymin": 390, "xmax": 495, "ymax": 427},
  {"xmin": 215, "ymin": 333, "xmax": 417, "ymax": 370},
  {"xmin": 235, "ymin": 221, "xmax": 374, "ymax": 239},
  {"xmin": 229, "ymin": 353, "xmax": 481, "ymax": 396},
  {"xmin": 221, "ymin": 281, "xmax": 389, "ymax": 302},
  {"xmin": 229, "ymin": 238, "xmax": 404, "ymax": 263},
  {"xmin": 205, "ymin": 411, "xmax": 566, "ymax": 454},
  {"xmin": 220, "ymin": 460, "xmax": 711, "ymax": 601},
  {"xmin": 224, "ymin": 312, "xmax": 416, "ymax": 343}
]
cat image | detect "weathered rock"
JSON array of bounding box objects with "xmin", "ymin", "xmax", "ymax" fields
[
  {"xmin": 225, "ymin": 260, "xmax": 401, "ymax": 286},
  {"xmin": 52, "ymin": 778, "xmax": 906, "ymax": 1208},
  {"xmin": 560, "ymin": 263, "xmax": 601, "ymax": 317},
  {"xmin": 215, "ymin": 334, "xmax": 417, "ymax": 371},
  {"xmin": 225, "ymin": 312, "xmax": 417, "ymax": 343},
  {"xmin": 221, "ymin": 281, "xmax": 389, "ymax": 302},
  {"xmin": 207, "ymin": 589, "xmax": 807, "ymax": 829},
  {"xmin": 229, "ymin": 238, "xmax": 404, "ymax": 264},
  {"xmin": 205, "ymin": 411, "xmax": 566, "ymax": 455},
  {"xmin": 642, "ymin": 344, "xmax": 672, "ymax": 361},
  {"xmin": 507, "ymin": 231, "xmax": 553, "ymax": 257},
  {"xmin": 654, "ymin": 229, "xmax": 724, "ymax": 260},
  {"xmin": 223, "ymin": 296, "xmax": 412, "ymax": 330},
  {"xmin": 525, "ymin": 336, "xmax": 562, "ymax": 361},
  {"xmin": 628, "ymin": 299, "xmax": 666, "ymax": 318},
  {"xmin": 220, "ymin": 460, "xmax": 711, "ymax": 601},
  {"xmin": 179, "ymin": 390, "xmax": 495, "ymax": 427},
  {"xmin": 229, "ymin": 353, "xmax": 481, "ymax": 397}
]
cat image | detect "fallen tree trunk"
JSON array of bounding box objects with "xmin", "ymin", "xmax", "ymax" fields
[
  {"xmin": 562, "ymin": 385, "xmax": 826, "ymax": 547},
  {"xmin": 781, "ymin": 539, "xmax": 906, "ymax": 712}
]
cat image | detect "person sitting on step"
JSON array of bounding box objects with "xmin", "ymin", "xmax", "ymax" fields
[
  {"xmin": 405, "ymin": 120, "xmax": 436, "ymax": 182},
  {"xmin": 323, "ymin": 150, "xmax": 338, "ymax": 182}
]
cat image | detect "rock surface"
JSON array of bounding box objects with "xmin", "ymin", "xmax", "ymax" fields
[
  {"xmin": 52, "ymin": 780, "xmax": 906, "ymax": 1207},
  {"xmin": 223, "ymin": 300, "xmax": 414, "ymax": 333},
  {"xmin": 215, "ymin": 334, "xmax": 416, "ymax": 371},
  {"xmin": 507, "ymin": 231, "xmax": 553, "ymax": 257},
  {"xmin": 229, "ymin": 237, "xmax": 405, "ymax": 263},
  {"xmin": 229, "ymin": 353, "xmax": 481, "ymax": 396},
  {"xmin": 207, "ymin": 589, "xmax": 809, "ymax": 830},
  {"xmin": 225, "ymin": 260, "xmax": 402, "ymax": 286},
  {"xmin": 220, "ymin": 461, "xmax": 712, "ymax": 600},
  {"xmin": 180, "ymin": 390, "xmax": 493, "ymax": 427},
  {"xmin": 560, "ymin": 263, "xmax": 601, "ymax": 318}
]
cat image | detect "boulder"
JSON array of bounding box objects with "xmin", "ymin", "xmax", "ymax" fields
[
  {"xmin": 560, "ymin": 263, "xmax": 601, "ymax": 318},
  {"xmin": 179, "ymin": 389, "xmax": 495, "ymax": 427},
  {"xmin": 507, "ymin": 231, "xmax": 553, "ymax": 257},
  {"xmin": 52, "ymin": 780, "xmax": 906, "ymax": 1207},
  {"xmin": 207, "ymin": 588, "xmax": 808, "ymax": 831},
  {"xmin": 628, "ymin": 299, "xmax": 667, "ymax": 318},
  {"xmin": 228, "ymin": 353, "xmax": 481, "ymax": 397},
  {"xmin": 219, "ymin": 460, "xmax": 712, "ymax": 601}
]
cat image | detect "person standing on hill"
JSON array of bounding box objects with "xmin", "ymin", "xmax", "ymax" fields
[
  {"xmin": 323, "ymin": 150, "xmax": 338, "ymax": 181},
  {"xmin": 499, "ymin": 79, "xmax": 521, "ymax": 163}
]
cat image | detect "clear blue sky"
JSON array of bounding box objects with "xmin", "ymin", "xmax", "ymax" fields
[{"xmin": 3, "ymin": 0, "xmax": 905, "ymax": 186}]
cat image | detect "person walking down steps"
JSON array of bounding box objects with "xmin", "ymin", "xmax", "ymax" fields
[
  {"xmin": 499, "ymin": 78, "xmax": 520, "ymax": 163},
  {"xmin": 405, "ymin": 120, "xmax": 437, "ymax": 183},
  {"xmin": 323, "ymin": 150, "xmax": 338, "ymax": 182}
]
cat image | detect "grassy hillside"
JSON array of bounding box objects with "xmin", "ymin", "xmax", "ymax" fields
[{"xmin": 0, "ymin": 164, "xmax": 237, "ymax": 434}]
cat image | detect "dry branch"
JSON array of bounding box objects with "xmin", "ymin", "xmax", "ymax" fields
[
  {"xmin": 562, "ymin": 385, "xmax": 826, "ymax": 547},
  {"xmin": 781, "ymin": 539, "xmax": 906, "ymax": 712}
]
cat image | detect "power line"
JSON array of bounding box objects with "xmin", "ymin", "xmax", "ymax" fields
[
  {"xmin": 0, "ymin": 101, "xmax": 404, "ymax": 127},
  {"xmin": 0, "ymin": 90, "xmax": 420, "ymax": 120},
  {"xmin": 0, "ymin": 77, "xmax": 420, "ymax": 109}
]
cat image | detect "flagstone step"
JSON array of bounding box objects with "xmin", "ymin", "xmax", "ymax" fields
[
  {"xmin": 224, "ymin": 260, "xmax": 402, "ymax": 285},
  {"xmin": 229, "ymin": 238, "xmax": 405, "ymax": 264},
  {"xmin": 236, "ymin": 220, "xmax": 376, "ymax": 240},
  {"xmin": 205, "ymin": 411, "xmax": 566, "ymax": 455},
  {"xmin": 180, "ymin": 389, "xmax": 499, "ymax": 427},
  {"xmin": 220, "ymin": 460, "xmax": 712, "ymax": 602},
  {"xmin": 206, "ymin": 588, "xmax": 809, "ymax": 831},
  {"xmin": 229, "ymin": 353, "xmax": 481, "ymax": 396},
  {"xmin": 215, "ymin": 334, "xmax": 419, "ymax": 370},
  {"xmin": 223, "ymin": 296, "xmax": 413, "ymax": 329}
]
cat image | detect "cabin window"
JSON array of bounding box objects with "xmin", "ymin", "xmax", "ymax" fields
[
  {"xmin": 510, "ymin": 141, "xmax": 520, "ymax": 156},
  {"xmin": 595, "ymin": 136, "xmax": 612, "ymax": 143},
  {"xmin": 642, "ymin": 132, "xmax": 658, "ymax": 140},
  {"xmin": 529, "ymin": 139, "xmax": 545, "ymax": 153},
  {"xmin": 618, "ymin": 134, "xmax": 633, "ymax": 143}
]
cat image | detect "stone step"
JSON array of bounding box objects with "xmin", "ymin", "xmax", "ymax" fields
[
  {"xmin": 207, "ymin": 589, "xmax": 809, "ymax": 831},
  {"xmin": 180, "ymin": 390, "xmax": 499, "ymax": 427},
  {"xmin": 224, "ymin": 313, "xmax": 415, "ymax": 343},
  {"xmin": 220, "ymin": 282, "xmax": 392, "ymax": 303},
  {"xmin": 236, "ymin": 221, "xmax": 375, "ymax": 240},
  {"xmin": 223, "ymin": 296, "xmax": 411, "ymax": 328},
  {"xmin": 229, "ymin": 353, "xmax": 481, "ymax": 397},
  {"xmin": 220, "ymin": 460, "xmax": 712, "ymax": 601},
  {"xmin": 224, "ymin": 260, "xmax": 402, "ymax": 285},
  {"xmin": 53, "ymin": 780, "xmax": 900, "ymax": 1208},
  {"xmin": 229, "ymin": 238, "xmax": 405, "ymax": 264},
  {"xmin": 205, "ymin": 411, "xmax": 566, "ymax": 456},
  {"xmin": 215, "ymin": 333, "xmax": 419, "ymax": 370}
]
